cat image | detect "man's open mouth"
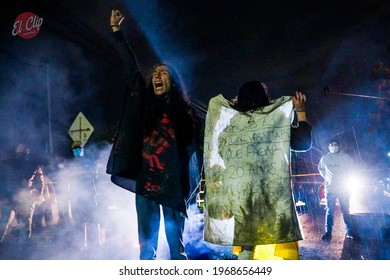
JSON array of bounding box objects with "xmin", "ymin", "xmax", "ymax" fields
[{"xmin": 155, "ymin": 81, "xmax": 163, "ymax": 89}]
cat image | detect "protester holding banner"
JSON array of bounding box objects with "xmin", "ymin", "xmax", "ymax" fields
[
  {"xmin": 203, "ymin": 81, "xmax": 312, "ymax": 260},
  {"xmin": 107, "ymin": 10, "xmax": 202, "ymax": 260}
]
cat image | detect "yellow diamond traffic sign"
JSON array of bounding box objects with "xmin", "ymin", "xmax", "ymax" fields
[{"xmin": 68, "ymin": 112, "xmax": 94, "ymax": 147}]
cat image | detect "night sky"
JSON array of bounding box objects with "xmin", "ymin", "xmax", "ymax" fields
[{"xmin": 1, "ymin": 0, "xmax": 390, "ymax": 177}]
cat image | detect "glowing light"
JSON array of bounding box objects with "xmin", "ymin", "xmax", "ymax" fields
[{"xmin": 344, "ymin": 172, "xmax": 368, "ymax": 193}]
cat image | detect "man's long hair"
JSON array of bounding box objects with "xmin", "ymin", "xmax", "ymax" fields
[
  {"xmin": 143, "ymin": 63, "xmax": 198, "ymax": 146},
  {"xmin": 233, "ymin": 80, "xmax": 271, "ymax": 112}
]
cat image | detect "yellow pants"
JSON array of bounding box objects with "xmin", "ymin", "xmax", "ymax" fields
[{"xmin": 233, "ymin": 242, "xmax": 300, "ymax": 260}]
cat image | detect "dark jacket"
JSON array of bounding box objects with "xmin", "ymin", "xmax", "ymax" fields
[{"xmin": 107, "ymin": 31, "xmax": 202, "ymax": 214}]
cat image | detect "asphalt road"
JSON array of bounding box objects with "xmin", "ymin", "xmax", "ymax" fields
[{"xmin": 1, "ymin": 187, "xmax": 389, "ymax": 260}]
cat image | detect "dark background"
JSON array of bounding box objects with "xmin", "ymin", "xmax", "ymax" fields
[{"xmin": 1, "ymin": 0, "xmax": 390, "ymax": 178}]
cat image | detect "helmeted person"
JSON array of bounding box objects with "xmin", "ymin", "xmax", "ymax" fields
[
  {"xmin": 0, "ymin": 144, "xmax": 37, "ymax": 201},
  {"xmin": 318, "ymin": 139, "xmax": 359, "ymax": 240},
  {"xmin": 69, "ymin": 141, "xmax": 100, "ymax": 250},
  {"xmin": 0, "ymin": 143, "xmax": 41, "ymax": 248}
]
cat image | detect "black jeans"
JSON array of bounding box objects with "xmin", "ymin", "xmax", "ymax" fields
[{"xmin": 136, "ymin": 195, "xmax": 186, "ymax": 260}]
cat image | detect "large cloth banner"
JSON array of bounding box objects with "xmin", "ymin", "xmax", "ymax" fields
[{"xmin": 203, "ymin": 94, "xmax": 303, "ymax": 246}]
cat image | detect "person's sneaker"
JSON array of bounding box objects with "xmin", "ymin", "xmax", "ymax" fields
[
  {"xmin": 345, "ymin": 233, "xmax": 361, "ymax": 240},
  {"xmin": 345, "ymin": 233, "xmax": 354, "ymax": 239},
  {"xmin": 321, "ymin": 232, "xmax": 332, "ymax": 240}
]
